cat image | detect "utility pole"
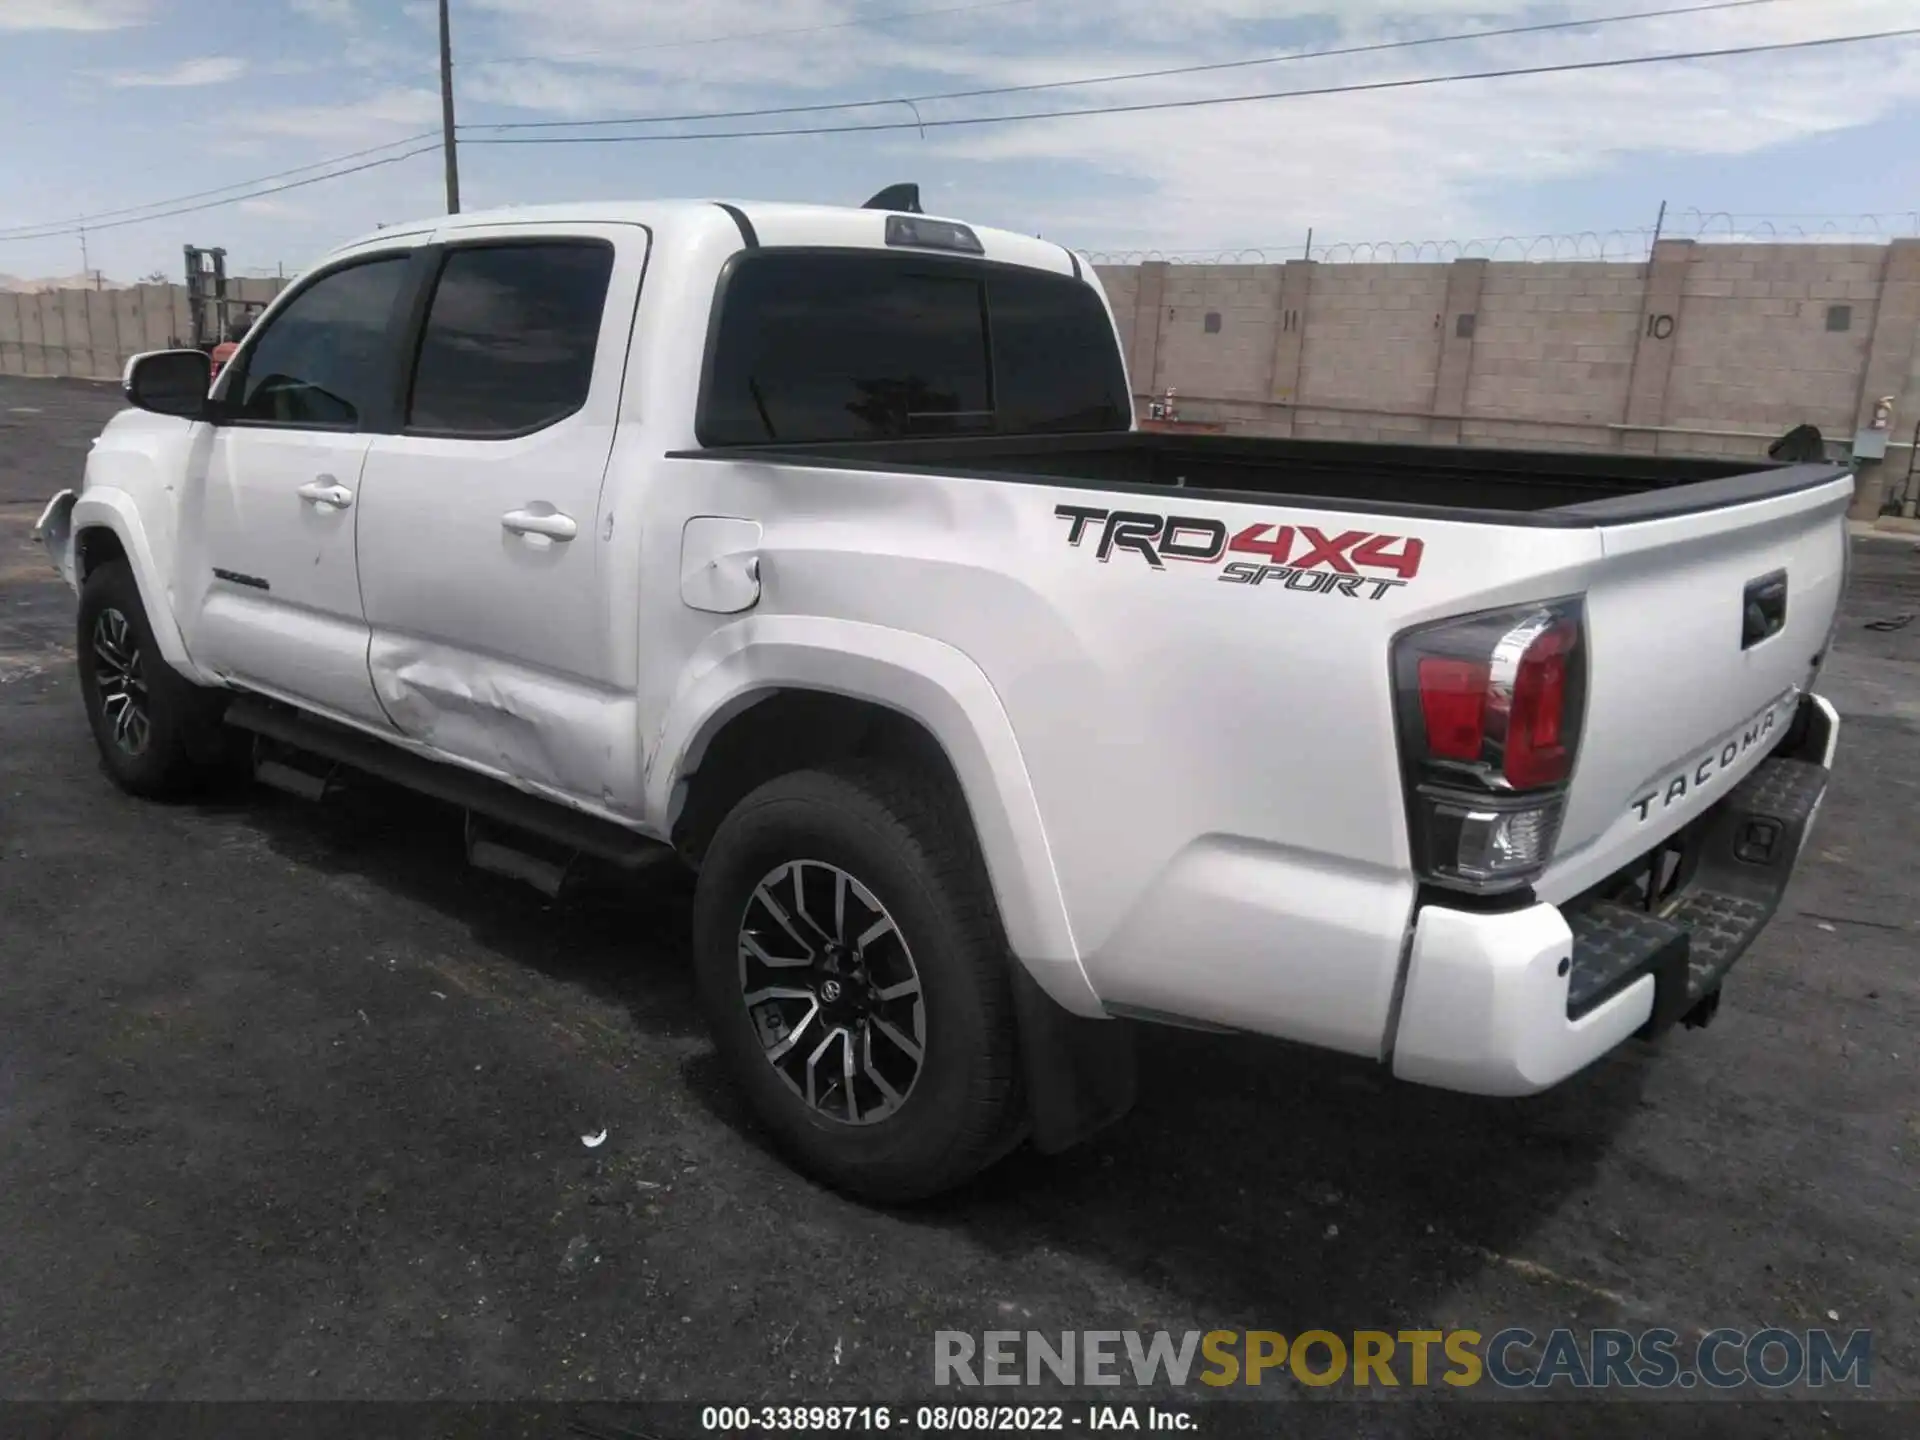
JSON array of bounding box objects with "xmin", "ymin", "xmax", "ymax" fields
[
  {"xmin": 78, "ymin": 225, "xmax": 89, "ymax": 280},
  {"xmin": 438, "ymin": 0, "xmax": 461, "ymax": 214}
]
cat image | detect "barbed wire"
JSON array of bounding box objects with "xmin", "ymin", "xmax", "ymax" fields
[
  {"xmin": 1082, "ymin": 211, "xmax": 1920, "ymax": 265},
  {"xmin": 1669, "ymin": 207, "xmax": 1920, "ymax": 240}
]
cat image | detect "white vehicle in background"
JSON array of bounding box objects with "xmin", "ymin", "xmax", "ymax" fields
[{"xmin": 36, "ymin": 188, "xmax": 1847, "ymax": 1201}]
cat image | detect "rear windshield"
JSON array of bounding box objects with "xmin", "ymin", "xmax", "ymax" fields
[{"xmin": 697, "ymin": 250, "xmax": 1130, "ymax": 446}]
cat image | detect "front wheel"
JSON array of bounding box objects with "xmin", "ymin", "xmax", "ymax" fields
[
  {"xmin": 76, "ymin": 560, "xmax": 229, "ymax": 797},
  {"xmin": 691, "ymin": 762, "xmax": 1023, "ymax": 1203}
]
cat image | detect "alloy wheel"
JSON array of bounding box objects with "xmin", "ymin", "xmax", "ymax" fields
[
  {"xmin": 737, "ymin": 859, "xmax": 926, "ymax": 1125},
  {"xmin": 91, "ymin": 607, "xmax": 151, "ymax": 757}
]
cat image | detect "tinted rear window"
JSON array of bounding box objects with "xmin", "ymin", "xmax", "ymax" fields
[{"xmin": 699, "ymin": 251, "xmax": 1128, "ymax": 446}]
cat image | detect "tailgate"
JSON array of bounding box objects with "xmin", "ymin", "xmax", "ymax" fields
[{"xmin": 1536, "ymin": 470, "xmax": 1852, "ymax": 903}]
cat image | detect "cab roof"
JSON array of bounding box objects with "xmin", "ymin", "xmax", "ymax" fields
[{"xmin": 329, "ymin": 198, "xmax": 1085, "ymax": 278}]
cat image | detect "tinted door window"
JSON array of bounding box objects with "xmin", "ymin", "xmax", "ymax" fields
[
  {"xmin": 407, "ymin": 242, "xmax": 614, "ymax": 436},
  {"xmin": 232, "ymin": 256, "xmax": 408, "ymax": 428},
  {"xmin": 699, "ymin": 252, "xmax": 1129, "ymax": 446},
  {"xmin": 702, "ymin": 254, "xmax": 992, "ymax": 444}
]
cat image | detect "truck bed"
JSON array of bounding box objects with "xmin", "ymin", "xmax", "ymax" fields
[{"xmin": 691, "ymin": 431, "xmax": 1847, "ymax": 526}]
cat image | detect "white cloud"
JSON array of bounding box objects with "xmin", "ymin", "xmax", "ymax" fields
[
  {"xmin": 103, "ymin": 54, "xmax": 248, "ymax": 87},
  {"xmin": 236, "ymin": 197, "xmax": 311, "ymax": 218},
  {"xmin": 440, "ymin": 0, "xmax": 1920, "ymax": 250},
  {"xmin": 0, "ymin": 0, "xmax": 149, "ymax": 29},
  {"xmin": 912, "ymin": 0, "xmax": 1920, "ymax": 249},
  {"xmin": 25, "ymin": 0, "xmax": 1920, "ymax": 284},
  {"xmin": 247, "ymin": 86, "xmax": 442, "ymax": 143},
  {"xmin": 290, "ymin": 0, "xmax": 357, "ymax": 26}
]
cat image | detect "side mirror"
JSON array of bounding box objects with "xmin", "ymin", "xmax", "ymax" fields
[{"xmin": 123, "ymin": 349, "xmax": 212, "ymax": 419}]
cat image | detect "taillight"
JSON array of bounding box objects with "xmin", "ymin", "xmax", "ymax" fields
[{"xmin": 1392, "ymin": 597, "xmax": 1588, "ymax": 894}]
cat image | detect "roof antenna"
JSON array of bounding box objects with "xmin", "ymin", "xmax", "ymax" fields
[{"xmin": 863, "ymin": 183, "xmax": 922, "ymax": 214}]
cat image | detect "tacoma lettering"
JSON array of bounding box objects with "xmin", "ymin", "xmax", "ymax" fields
[{"xmin": 1631, "ymin": 707, "xmax": 1779, "ymax": 821}]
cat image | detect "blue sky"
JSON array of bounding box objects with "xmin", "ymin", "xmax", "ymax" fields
[{"xmin": 3, "ymin": 0, "xmax": 1919, "ymax": 283}]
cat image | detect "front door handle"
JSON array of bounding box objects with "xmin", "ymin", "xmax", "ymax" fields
[
  {"xmin": 296, "ymin": 478, "xmax": 353, "ymax": 509},
  {"xmin": 501, "ymin": 507, "xmax": 578, "ymax": 542}
]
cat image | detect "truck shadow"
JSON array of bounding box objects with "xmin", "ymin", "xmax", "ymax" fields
[
  {"xmin": 916, "ymin": 1030, "xmax": 1648, "ymax": 1333},
  {"xmin": 219, "ymin": 767, "xmax": 1648, "ymax": 1338},
  {"xmin": 684, "ymin": 1025, "xmax": 1650, "ymax": 1336},
  {"xmin": 211, "ymin": 773, "xmax": 710, "ymax": 1044}
]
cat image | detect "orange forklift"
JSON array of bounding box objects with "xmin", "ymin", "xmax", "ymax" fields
[{"xmin": 180, "ymin": 244, "xmax": 261, "ymax": 382}]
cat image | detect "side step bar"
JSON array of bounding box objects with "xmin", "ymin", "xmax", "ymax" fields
[
  {"xmin": 255, "ymin": 754, "xmax": 336, "ymax": 801},
  {"xmin": 465, "ymin": 813, "xmax": 571, "ymax": 898},
  {"xmin": 225, "ymin": 697, "xmax": 676, "ymax": 874}
]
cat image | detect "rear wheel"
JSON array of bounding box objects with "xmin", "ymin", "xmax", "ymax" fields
[
  {"xmin": 76, "ymin": 560, "xmax": 229, "ymax": 797},
  {"xmin": 692, "ymin": 762, "xmax": 1022, "ymax": 1202}
]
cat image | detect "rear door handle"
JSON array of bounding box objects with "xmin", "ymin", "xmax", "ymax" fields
[
  {"xmin": 501, "ymin": 507, "xmax": 578, "ymax": 541},
  {"xmin": 296, "ymin": 478, "xmax": 353, "ymax": 508}
]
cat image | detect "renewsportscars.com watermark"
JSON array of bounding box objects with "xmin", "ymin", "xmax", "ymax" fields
[{"xmin": 933, "ymin": 1328, "xmax": 1872, "ymax": 1392}]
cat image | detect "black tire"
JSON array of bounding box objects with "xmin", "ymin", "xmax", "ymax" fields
[
  {"xmin": 76, "ymin": 560, "xmax": 229, "ymax": 797},
  {"xmin": 692, "ymin": 761, "xmax": 1022, "ymax": 1203}
]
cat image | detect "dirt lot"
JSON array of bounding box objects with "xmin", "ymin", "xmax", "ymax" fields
[{"xmin": 1, "ymin": 374, "xmax": 1916, "ymax": 1433}]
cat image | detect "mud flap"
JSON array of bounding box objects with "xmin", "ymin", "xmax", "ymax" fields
[
  {"xmin": 1009, "ymin": 962, "xmax": 1137, "ymax": 1154},
  {"xmin": 33, "ymin": 489, "xmax": 78, "ymax": 590}
]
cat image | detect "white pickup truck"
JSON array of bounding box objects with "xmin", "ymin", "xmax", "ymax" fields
[{"xmin": 37, "ymin": 194, "xmax": 1849, "ymax": 1201}]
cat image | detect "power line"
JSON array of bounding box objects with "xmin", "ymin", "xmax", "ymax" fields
[
  {"xmin": 461, "ymin": 25, "xmax": 1920, "ymax": 146},
  {"xmin": 2, "ymin": 15, "xmax": 1903, "ymax": 245},
  {"xmin": 463, "ymin": 0, "xmax": 1799, "ymax": 133},
  {"xmin": 462, "ymin": 0, "xmax": 1037, "ymax": 70},
  {"xmin": 0, "ymin": 146, "xmax": 442, "ymax": 244},
  {"xmin": 0, "ymin": 131, "xmax": 441, "ymax": 240}
]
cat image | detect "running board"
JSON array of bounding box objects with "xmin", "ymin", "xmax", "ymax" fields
[
  {"xmin": 254, "ymin": 754, "xmax": 335, "ymax": 801},
  {"xmin": 225, "ymin": 697, "xmax": 676, "ymax": 874},
  {"xmin": 465, "ymin": 813, "xmax": 571, "ymax": 898}
]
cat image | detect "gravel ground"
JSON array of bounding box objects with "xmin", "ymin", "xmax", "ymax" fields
[{"xmin": 1, "ymin": 374, "xmax": 1915, "ymax": 1436}]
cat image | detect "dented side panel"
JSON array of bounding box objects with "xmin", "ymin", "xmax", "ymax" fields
[{"xmin": 367, "ymin": 635, "xmax": 647, "ymax": 817}]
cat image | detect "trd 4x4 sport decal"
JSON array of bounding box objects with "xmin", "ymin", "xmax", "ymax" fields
[{"xmin": 1054, "ymin": 505, "xmax": 1424, "ymax": 601}]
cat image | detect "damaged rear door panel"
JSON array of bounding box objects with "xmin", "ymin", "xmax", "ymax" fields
[{"xmin": 356, "ymin": 223, "xmax": 652, "ymax": 810}]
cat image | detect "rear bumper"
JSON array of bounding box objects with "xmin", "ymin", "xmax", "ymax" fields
[{"xmin": 1391, "ymin": 693, "xmax": 1836, "ymax": 1096}]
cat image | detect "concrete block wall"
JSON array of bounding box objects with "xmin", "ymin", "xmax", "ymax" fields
[
  {"xmin": 1100, "ymin": 239, "xmax": 1920, "ymax": 518},
  {"xmin": 1664, "ymin": 244, "xmax": 1882, "ymax": 453},
  {"xmin": 1155, "ymin": 264, "xmax": 1283, "ymax": 403},
  {"xmin": 1461, "ymin": 261, "xmax": 1642, "ymax": 449},
  {"xmin": 0, "ymin": 278, "xmax": 288, "ymax": 381},
  {"xmin": 1100, "ymin": 266, "xmax": 1140, "ymax": 380},
  {"xmin": 1296, "ymin": 265, "xmax": 1449, "ymax": 442},
  {"xmin": 1857, "ymin": 242, "xmax": 1920, "ymax": 515}
]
